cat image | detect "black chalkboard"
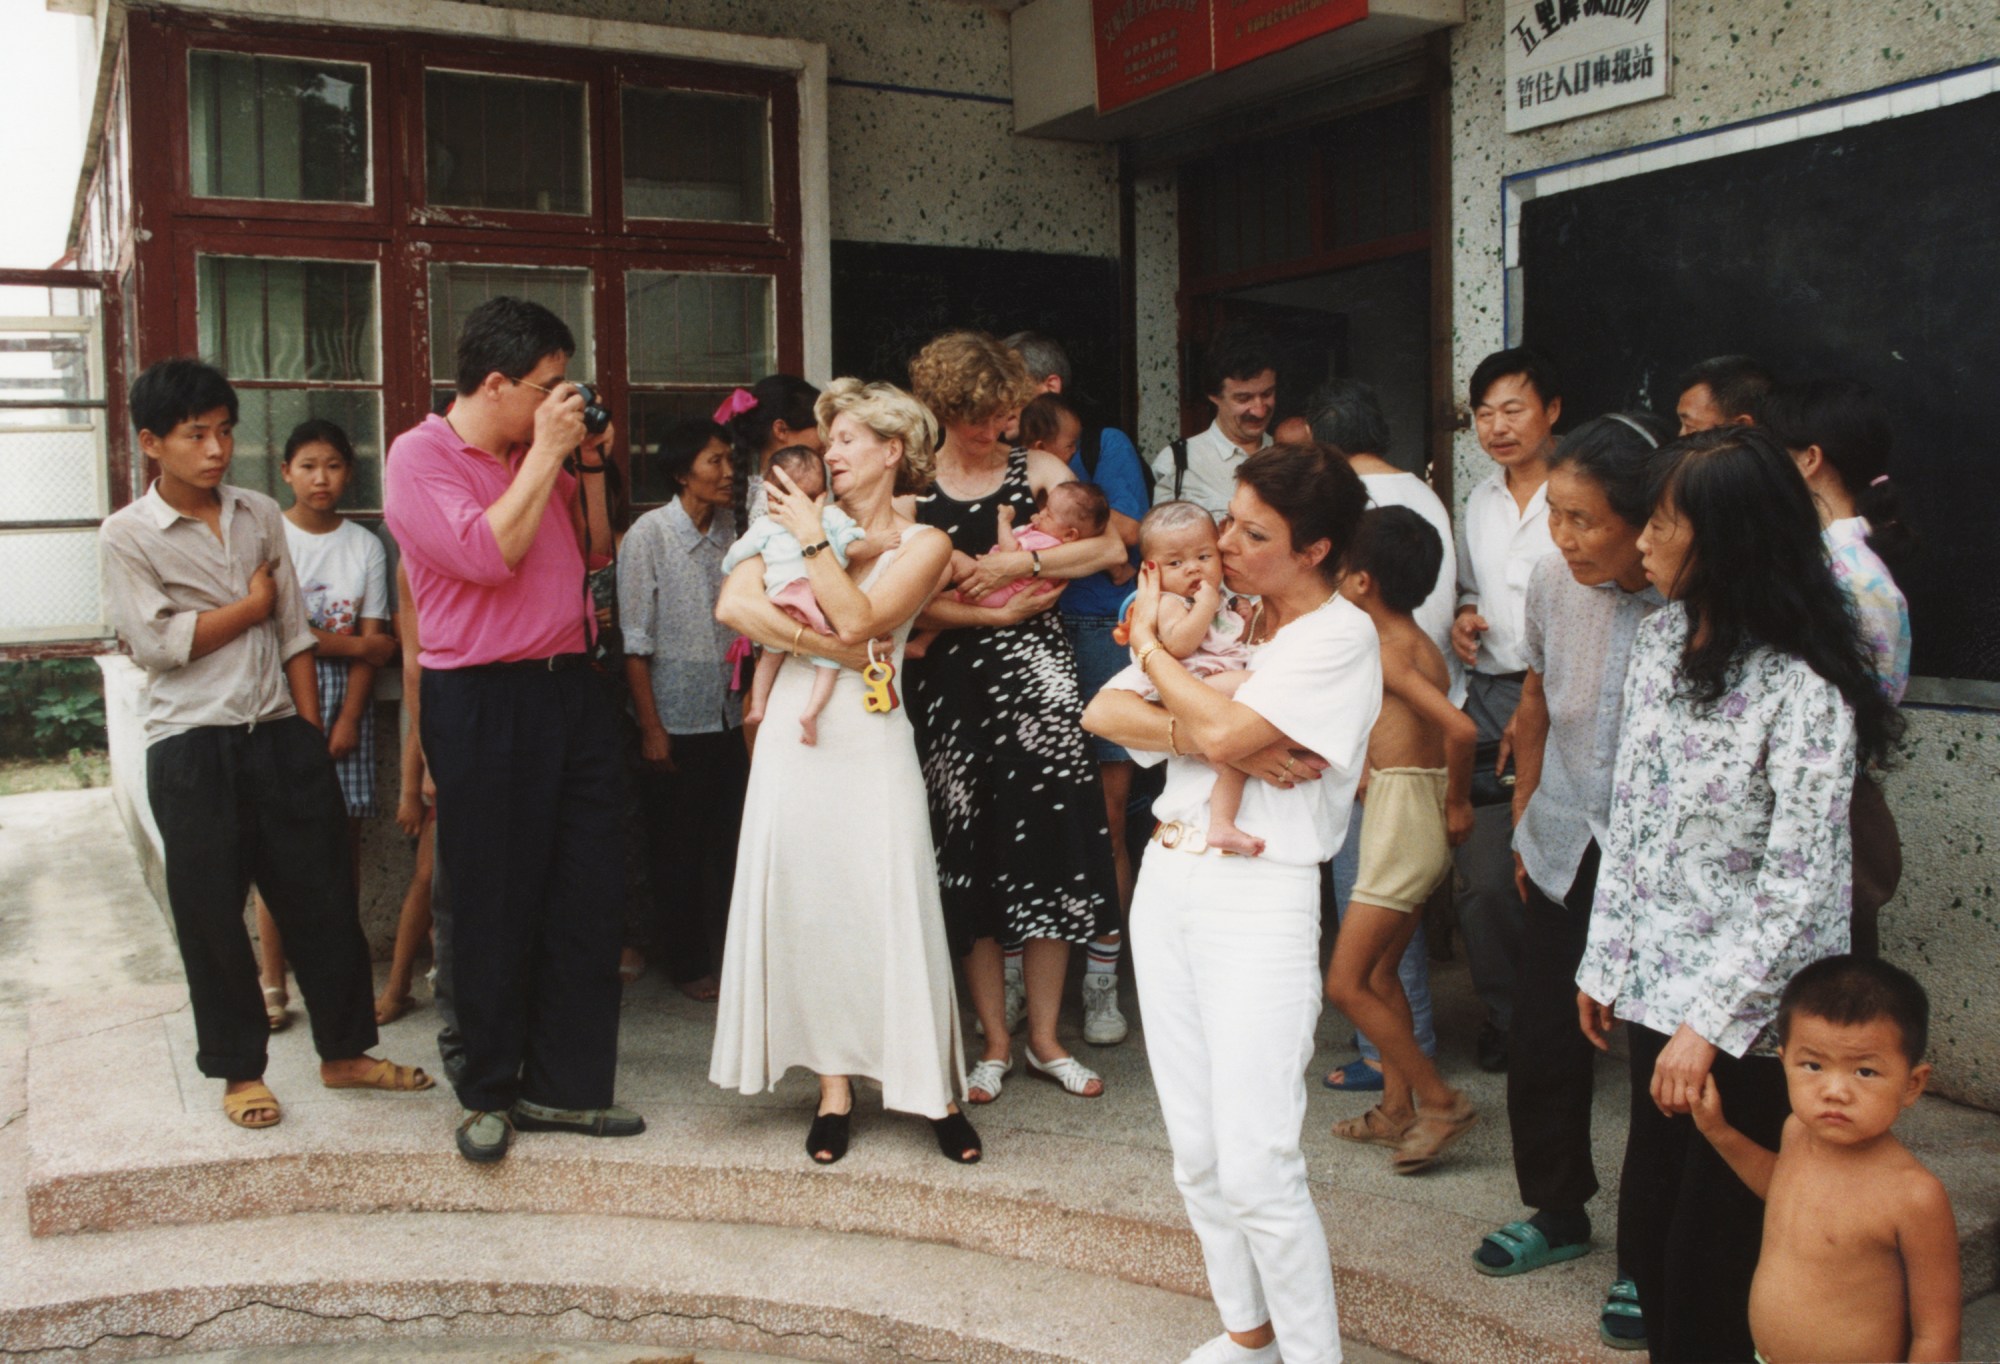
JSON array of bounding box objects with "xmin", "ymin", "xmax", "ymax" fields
[
  {"xmin": 830, "ymin": 240, "xmax": 1124, "ymax": 435},
  {"xmin": 1520, "ymin": 89, "xmax": 2000, "ymax": 684}
]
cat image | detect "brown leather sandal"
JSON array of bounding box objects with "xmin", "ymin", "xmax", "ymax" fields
[
  {"xmin": 1331, "ymin": 1104, "xmax": 1415, "ymax": 1148},
  {"xmin": 322, "ymin": 1057, "xmax": 435, "ymax": 1092},
  {"xmin": 1391, "ymin": 1093, "xmax": 1479, "ymax": 1175},
  {"xmin": 223, "ymin": 1081, "xmax": 282, "ymax": 1129}
]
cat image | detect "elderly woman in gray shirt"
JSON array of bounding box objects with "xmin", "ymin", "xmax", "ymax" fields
[
  {"xmin": 619, "ymin": 418, "xmax": 747, "ymax": 1000},
  {"xmin": 1470, "ymin": 413, "xmax": 1672, "ymax": 1350}
]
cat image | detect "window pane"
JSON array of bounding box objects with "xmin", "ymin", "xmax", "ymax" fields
[
  {"xmin": 425, "ymin": 70, "xmax": 587, "ymax": 214},
  {"xmin": 628, "ymin": 391, "xmax": 730, "ymax": 506},
  {"xmin": 230, "ymin": 389, "xmax": 383, "ymax": 511},
  {"xmin": 0, "ymin": 426, "xmax": 102, "ymax": 520},
  {"xmin": 427, "ymin": 263, "xmax": 595, "ymax": 383},
  {"xmin": 0, "ymin": 530, "xmax": 103, "ymax": 637},
  {"xmin": 626, "ymin": 272, "xmax": 773, "ymax": 386},
  {"xmin": 188, "ymin": 51, "xmax": 368, "ymax": 203},
  {"xmin": 196, "ymin": 256, "xmax": 379, "ymax": 383},
  {"xmin": 622, "ymin": 87, "xmax": 770, "ymax": 224}
]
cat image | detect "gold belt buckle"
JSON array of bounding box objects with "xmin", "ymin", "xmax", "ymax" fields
[{"xmin": 1156, "ymin": 820, "xmax": 1184, "ymax": 849}]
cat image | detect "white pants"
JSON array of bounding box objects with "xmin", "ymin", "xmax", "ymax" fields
[{"xmin": 1132, "ymin": 847, "xmax": 1341, "ymax": 1364}]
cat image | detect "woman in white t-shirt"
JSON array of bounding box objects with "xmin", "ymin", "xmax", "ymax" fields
[
  {"xmin": 255, "ymin": 419, "xmax": 394, "ymax": 1031},
  {"xmin": 1084, "ymin": 444, "xmax": 1381, "ymax": 1364}
]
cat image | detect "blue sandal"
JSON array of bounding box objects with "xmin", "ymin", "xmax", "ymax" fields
[
  {"xmin": 1321, "ymin": 1057, "xmax": 1385, "ymax": 1092},
  {"xmin": 1600, "ymin": 1278, "xmax": 1647, "ymax": 1350},
  {"xmin": 1471, "ymin": 1219, "xmax": 1592, "ymax": 1277}
]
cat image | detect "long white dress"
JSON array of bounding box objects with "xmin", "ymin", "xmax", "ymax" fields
[{"xmin": 709, "ymin": 526, "xmax": 968, "ymax": 1118}]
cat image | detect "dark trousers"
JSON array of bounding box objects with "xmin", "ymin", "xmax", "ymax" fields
[
  {"xmin": 429, "ymin": 838, "xmax": 465, "ymax": 1087},
  {"xmin": 421, "ymin": 664, "xmax": 625, "ymax": 1113},
  {"xmin": 637, "ymin": 727, "xmax": 749, "ymax": 984},
  {"xmin": 1619, "ymin": 1023, "xmax": 1789, "ymax": 1364},
  {"xmin": 1455, "ymin": 671, "xmax": 1526, "ymax": 1030},
  {"xmin": 146, "ymin": 716, "xmax": 378, "ymax": 1080},
  {"xmin": 1506, "ymin": 842, "xmax": 1603, "ymax": 1214}
]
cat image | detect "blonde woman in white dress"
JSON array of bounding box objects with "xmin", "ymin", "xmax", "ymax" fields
[{"xmin": 709, "ymin": 379, "xmax": 980, "ymax": 1165}]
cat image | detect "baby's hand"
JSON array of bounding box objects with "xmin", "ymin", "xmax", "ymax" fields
[
  {"xmin": 995, "ymin": 504, "xmax": 1016, "ymax": 530},
  {"xmin": 1192, "ymin": 578, "xmax": 1222, "ymax": 613},
  {"xmin": 1691, "ymin": 1075, "xmax": 1727, "ymax": 1138},
  {"xmin": 1229, "ymin": 594, "xmax": 1256, "ymax": 623}
]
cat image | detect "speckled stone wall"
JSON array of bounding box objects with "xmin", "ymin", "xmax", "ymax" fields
[
  {"xmin": 463, "ymin": 0, "xmax": 1120, "ymax": 257},
  {"xmin": 1444, "ymin": 0, "xmax": 2000, "ymax": 1112},
  {"xmin": 1131, "ymin": 168, "xmax": 1181, "ymax": 459}
]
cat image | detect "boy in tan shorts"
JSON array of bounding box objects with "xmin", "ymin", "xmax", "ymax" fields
[
  {"xmin": 1693, "ymin": 955, "xmax": 1960, "ymax": 1364},
  {"xmin": 1324, "ymin": 507, "xmax": 1479, "ymax": 1173}
]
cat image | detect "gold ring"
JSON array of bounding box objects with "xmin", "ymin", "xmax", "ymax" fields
[{"xmin": 1282, "ymin": 755, "xmax": 1296, "ymax": 773}]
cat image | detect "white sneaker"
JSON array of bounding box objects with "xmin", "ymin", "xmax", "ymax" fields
[
  {"xmin": 974, "ymin": 965, "xmax": 1028, "ymax": 1038},
  {"xmin": 1081, "ymin": 972, "xmax": 1128, "ymax": 1045},
  {"xmin": 1181, "ymin": 1333, "xmax": 1281, "ymax": 1364},
  {"xmin": 1002, "ymin": 965, "xmax": 1027, "ymax": 1034}
]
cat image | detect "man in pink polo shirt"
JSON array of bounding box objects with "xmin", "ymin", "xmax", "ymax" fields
[{"xmin": 385, "ymin": 296, "xmax": 639, "ymax": 1164}]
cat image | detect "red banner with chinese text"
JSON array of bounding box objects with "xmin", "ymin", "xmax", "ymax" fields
[
  {"xmin": 1212, "ymin": 0, "xmax": 1368, "ymax": 71},
  {"xmin": 1093, "ymin": 0, "xmax": 1215, "ymax": 113}
]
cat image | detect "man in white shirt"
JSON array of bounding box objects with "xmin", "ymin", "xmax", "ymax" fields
[
  {"xmin": 1306, "ymin": 379, "xmax": 1454, "ymax": 1092},
  {"xmin": 1450, "ymin": 348, "xmax": 1562, "ymax": 1074},
  {"xmin": 1672, "ymin": 354, "xmax": 1774, "ymax": 435},
  {"xmin": 1150, "ymin": 326, "xmax": 1278, "ymax": 517}
]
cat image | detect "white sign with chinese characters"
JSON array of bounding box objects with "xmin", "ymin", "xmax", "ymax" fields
[{"xmin": 1504, "ymin": 0, "xmax": 1669, "ymax": 133}]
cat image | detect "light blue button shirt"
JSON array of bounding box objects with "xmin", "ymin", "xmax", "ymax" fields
[{"xmin": 1513, "ymin": 551, "xmax": 1664, "ymax": 902}]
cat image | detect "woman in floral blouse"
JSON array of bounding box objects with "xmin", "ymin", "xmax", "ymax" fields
[{"xmin": 1575, "ymin": 425, "xmax": 1901, "ymax": 1364}]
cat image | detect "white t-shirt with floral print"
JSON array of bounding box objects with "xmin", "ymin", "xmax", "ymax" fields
[{"xmin": 1578, "ymin": 602, "xmax": 1856, "ymax": 1057}]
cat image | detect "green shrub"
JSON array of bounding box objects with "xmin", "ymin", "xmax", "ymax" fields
[{"xmin": 0, "ymin": 659, "xmax": 108, "ymax": 758}]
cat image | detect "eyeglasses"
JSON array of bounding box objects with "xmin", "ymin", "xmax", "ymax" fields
[{"xmin": 513, "ymin": 376, "xmax": 563, "ymax": 397}]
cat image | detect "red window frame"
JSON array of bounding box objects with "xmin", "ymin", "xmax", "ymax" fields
[{"xmin": 122, "ymin": 8, "xmax": 806, "ymax": 509}]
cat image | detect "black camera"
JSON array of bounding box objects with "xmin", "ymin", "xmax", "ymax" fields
[{"xmin": 571, "ymin": 382, "xmax": 611, "ymax": 436}]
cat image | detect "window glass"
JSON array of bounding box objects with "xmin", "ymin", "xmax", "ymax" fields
[
  {"xmin": 622, "ymin": 87, "xmax": 771, "ymax": 224},
  {"xmin": 427, "ymin": 263, "xmax": 595, "ymax": 409},
  {"xmin": 626, "ymin": 271, "xmax": 773, "ymax": 386},
  {"xmin": 425, "ymin": 70, "xmax": 587, "ymax": 214},
  {"xmin": 195, "ymin": 255, "xmax": 383, "ymax": 509},
  {"xmin": 196, "ymin": 256, "xmax": 379, "ymax": 382},
  {"xmin": 188, "ymin": 51, "xmax": 369, "ymax": 203}
]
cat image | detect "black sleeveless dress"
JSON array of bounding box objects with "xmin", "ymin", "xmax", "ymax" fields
[{"xmin": 908, "ymin": 450, "xmax": 1117, "ymax": 954}]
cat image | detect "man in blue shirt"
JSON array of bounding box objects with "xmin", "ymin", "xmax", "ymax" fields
[{"xmin": 1004, "ymin": 331, "xmax": 1148, "ymax": 1047}]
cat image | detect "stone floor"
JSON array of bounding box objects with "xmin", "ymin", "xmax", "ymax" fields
[{"xmin": 2, "ymin": 788, "xmax": 1996, "ymax": 1363}]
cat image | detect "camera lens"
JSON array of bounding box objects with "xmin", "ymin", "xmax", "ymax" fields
[{"xmin": 572, "ymin": 381, "xmax": 612, "ymax": 436}]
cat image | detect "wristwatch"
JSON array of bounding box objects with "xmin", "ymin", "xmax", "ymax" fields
[{"xmin": 801, "ymin": 539, "xmax": 833, "ymax": 559}]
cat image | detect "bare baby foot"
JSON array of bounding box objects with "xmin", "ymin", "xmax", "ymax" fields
[{"xmin": 1206, "ymin": 822, "xmax": 1266, "ymax": 857}]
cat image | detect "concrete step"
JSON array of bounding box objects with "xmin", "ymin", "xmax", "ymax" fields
[{"xmin": 21, "ymin": 978, "xmax": 2000, "ymax": 1364}]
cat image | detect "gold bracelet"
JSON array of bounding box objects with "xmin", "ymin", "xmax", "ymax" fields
[
  {"xmin": 792, "ymin": 624, "xmax": 805, "ymax": 653},
  {"xmin": 1167, "ymin": 715, "xmax": 1183, "ymax": 757},
  {"xmin": 1135, "ymin": 641, "xmax": 1162, "ymax": 673}
]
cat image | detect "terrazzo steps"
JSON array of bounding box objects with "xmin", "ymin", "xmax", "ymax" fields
[{"xmin": 18, "ymin": 988, "xmax": 2000, "ymax": 1363}]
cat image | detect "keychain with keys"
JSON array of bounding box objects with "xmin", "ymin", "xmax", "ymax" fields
[{"xmin": 861, "ymin": 638, "xmax": 900, "ymax": 714}]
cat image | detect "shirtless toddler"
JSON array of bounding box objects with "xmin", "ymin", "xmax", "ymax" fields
[{"xmin": 1693, "ymin": 954, "xmax": 1960, "ymax": 1364}]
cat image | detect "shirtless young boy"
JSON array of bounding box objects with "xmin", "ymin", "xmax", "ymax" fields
[
  {"xmin": 1693, "ymin": 955, "xmax": 1961, "ymax": 1364},
  {"xmin": 1324, "ymin": 506, "xmax": 1479, "ymax": 1173}
]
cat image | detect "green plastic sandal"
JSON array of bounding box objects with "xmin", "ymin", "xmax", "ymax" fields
[
  {"xmin": 1471, "ymin": 1219, "xmax": 1592, "ymax": 1277},
  {"xmin": 1600, "ymin": 1278, "xmax": 1647, "ymax": 1350}
]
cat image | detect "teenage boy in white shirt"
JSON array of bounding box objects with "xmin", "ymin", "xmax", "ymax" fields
[
  {"xmin": 1450, "ymin": 348, "xmax": 1561, "ymax": 1074},
  {"xmin": 1151, "ymin": 326, "xmax": 1279, "ymax": 518}
]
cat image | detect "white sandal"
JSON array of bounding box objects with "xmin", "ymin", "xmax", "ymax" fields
[
  {"xmin": 263, "ymin": 984, "xmax": 290, "ymax": 1032},
  {"xmin": 966, "ymin": 1054, "xmax": 1012, "ymax": 1104},
  {"xmin": 1025, "ymin": 1048, "xmax": 1103, "ymax": 1097}
]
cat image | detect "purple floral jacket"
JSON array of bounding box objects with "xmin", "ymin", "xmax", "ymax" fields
[{"xmin": 1577, "ymin": 603, "xmax": 1856, "ymax": 1057}]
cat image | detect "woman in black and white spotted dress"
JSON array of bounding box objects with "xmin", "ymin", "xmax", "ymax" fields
[{"xmin": 906, "ymin": 332, "xmax": 1128, "ymax": 1104}]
